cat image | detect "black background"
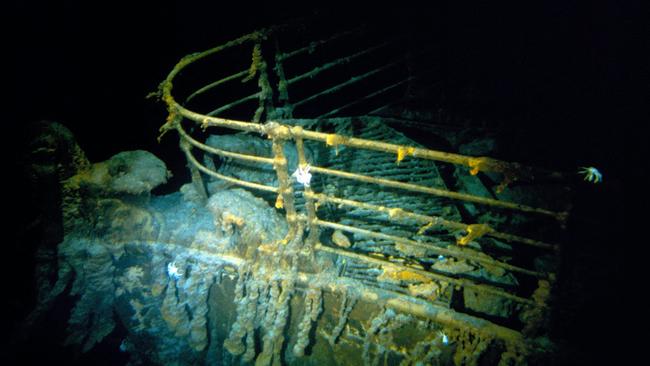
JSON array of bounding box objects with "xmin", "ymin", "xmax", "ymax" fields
[{"xmin": 5, "ymin": 1, "xmax": 637, "ymax": 365}]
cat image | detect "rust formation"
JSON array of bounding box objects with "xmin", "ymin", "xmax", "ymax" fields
[
  {"xmin": 17, "ymin": 26, "xmax": 568, "ymax": 366},
  {"xmin": 147, "ymin": 25, "xmax": 570, "ymax": 365}
]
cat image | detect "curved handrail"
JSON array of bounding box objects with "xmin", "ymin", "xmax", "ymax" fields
[{"xmin": 155, "ymin": 26, "xmax": 568, "ymax": 347}]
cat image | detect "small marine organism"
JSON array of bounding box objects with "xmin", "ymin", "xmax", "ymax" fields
[
  {"xmin": 578, "ymin": 166, "xmax": 602, "ymax": 183},
  {"xmin": 438, "ymin": 330, "xmax": 449, "ymax": 345},
  {"xmin": 167, "ymin": 261, "xmax": 182, "ymax": 280},
  {"xmin": 292, "ymin": 164, "xmax": 312, "ymax": 187}
]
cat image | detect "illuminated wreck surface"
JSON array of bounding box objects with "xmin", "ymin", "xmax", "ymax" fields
[
  {"xmin": 21, "ymin": 114, "xmax": 568, "ymax": 365},
  {"xmin": 9, "ymin": 10, "xmax": 626, "ymax": 366}
]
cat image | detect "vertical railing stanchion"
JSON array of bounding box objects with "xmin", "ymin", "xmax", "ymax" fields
[
  {"xmin": 268, "ymin": 123, "xmax": 299, "ymax": 245},
  {"xmin": 156, "ymin": 27, "xmax": 571, "ymax": 359},
  {"xmin": 179, "ymin": 127, "xmax": 208, "ymax": 203},
  {"xmin": 292, "ymin": 126, "xmax": 319, "ymax": 251},
  {"xmin": 250, "ymin": 39, "xmax": 275, "ymax": 123}
]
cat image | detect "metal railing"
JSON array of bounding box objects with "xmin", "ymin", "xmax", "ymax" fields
[{"xmin": 156, "ymin": 26, "xmax": 568, "ymax": 351}]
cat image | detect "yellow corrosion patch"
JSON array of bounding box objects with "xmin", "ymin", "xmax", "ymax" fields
[
  {"xmin": 275, "ymin": 194, "xmax": 284, "ymax": 209},
  {"xmin": 408, "ymin": 281, "xmax": 447, "ymax": 301},
  {"xmin": 388, "ymin": 208, "xmax": 405, "ymax": 220},
  {"xmin": 396, "ymin": 146, "xmax": 416, "ymax": 164},
  {"xmin": 222, "ymin": 213, "xmax": 245, "ymax": 228},
  {"xmin": 395, "ymin": 242, "xmax": 428, "ymax": 258},
  {"xmin": 242, "ymin": 43, "xmax": 262, "ymax": 83},
  {"xmin": 325, "ymin": 134, "xmax": 346, "ymax": 146},
  {"xmin": 257, "ymin": 243, "xmax": 277, "ymax": 254},
  {"xmin": 417, "ymin": 221, "xmax": 434, "ymax": 235},
  {"xmin": 325, "ymin": 134, "xmax": 347, "ymax": 155},
  {"xmin": 457, "ymin": 223, "xmax": 492, "ymax": 245},
  {"xmin": 378, "ymin": 265, "xmax": 430, "ymax": 284},
  {"xmin": 468, "ymin": 157, "xmax": 486, "ymax": 175}
]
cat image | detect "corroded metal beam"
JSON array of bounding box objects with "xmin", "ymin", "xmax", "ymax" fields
[
  {"xmin": 317, "ymin": 76, "xmax": 414, "ymax": 118},
  {"xmin": 177, "ymin": 121, "xmax": 275, "ymax": 165},
  {"xmin": 185, "ymin": 69, "xmax": 249, "ymax": 104},
  {"xmin": 112, "ymin": 239, "xmax": 525, "ymax": 344},
  {"xmin": 292, "ymin": 58, "xmax": 406, "ymax": 109},
  {"xmin": 268, "ymin": 128, "xmax": 299, "ymax": 239},
  {"xmin": 306, "ymin": 192, "xmax": 559, "ymax": 251},
  {"xmin": 207, "ymin": 92, "xmax": 261, "ymax": 117},
  {"xmin": 314, "ymin": 243, "xmax": 538, "ymax": 307},
  {"xmin": 287, "ymin": 41, "xmax": 393, "ymax": 85},
  {"xmin": 292, "ymin": 127, "xmax": 319, "ymax": 247},
  {"xmin": 277, "ymin": 27, "xmax": 363, "ymax": 61},
  {"xmin": 314, "ymin": 219, "xmax": 548, "ymax": 279},
  {"xmin": 292, "ymin": 271, "xmax": 526, "ymax": 344},
  {"xmin": 180, "ymin": 141, "xmax": 278, "ymax": 193},
  {"xmin": 308, "ymin": 164, "xmax": 562, "ymax": 219},
  {"xmin": 174, "ymin": 112, "xmax": 565, "ymax": 220}
]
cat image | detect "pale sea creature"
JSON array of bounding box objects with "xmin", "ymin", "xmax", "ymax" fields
[
  {"xmin": 578, "ymin": 166, "xmax": 602, "ymax": 183},
  {"xmin": 292, "ymin": 164, "xmax": 312, "ymax": 187},
  {"xmin": 167, "ymin": 261, "xmax": 182, "ymax": 280},
  {"xmin": 438, "ymin": 330, "xmax": 449, "ymax": 345}
]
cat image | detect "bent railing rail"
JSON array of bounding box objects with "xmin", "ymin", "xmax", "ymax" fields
[{"xmin": 155, "ymin": 26, "xmax": 568, "ymax": 355}]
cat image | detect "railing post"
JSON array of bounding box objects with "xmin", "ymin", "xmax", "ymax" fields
[
  {"xmin": 272, "ymin": 36, "xmax": 293, "ymax": 119},
  {"xmin": 250, "ymin": 40, "xmax": 275, "ymax": 123},
  {"xmin": 180, "ymin": 130, "xmax": 208, "ymax": 203},
  {"xmin": 291, "ymin": 126, "xmax": 319, "ymax": 251},
  {"xmin": 266, "ymin": 123, "xmax": 299, "ymax": 245}
]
